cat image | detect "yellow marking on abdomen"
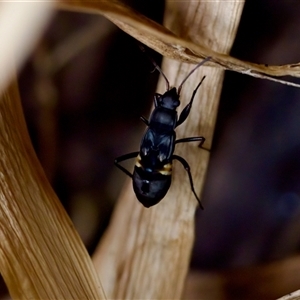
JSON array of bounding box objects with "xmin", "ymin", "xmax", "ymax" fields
[
  {"xmin": 159, "ymin": 163, "xmax": 172, "ymax": 175},
  {"xmin": 136, "ymin": 154, "xmax": 172, "ymax": 175},
  {"xmin": 135, "ymin": 154, "xmax": 142, "ymax": 168}
]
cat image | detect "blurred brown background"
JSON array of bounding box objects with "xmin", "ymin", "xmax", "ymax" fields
[{"xmin": 8, "ymin": 0, "xmax": 300, "ymax": 298}]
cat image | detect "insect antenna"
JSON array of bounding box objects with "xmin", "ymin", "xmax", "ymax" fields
[
  {"xmin": 178, "ymin": 57, "xmax": 211, "ymax": 95},
  {"xmin": 150, "ymin": 58, "xmax": 170, "ymax": 91},
  {"xmin": 139, "ymin": 44, "xmax": 170, "ymax": 91}
]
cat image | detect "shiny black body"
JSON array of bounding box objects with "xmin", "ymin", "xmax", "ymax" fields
[{"xmin": 115, "ymin": 57, "xmax": 210, "ymax": 208}]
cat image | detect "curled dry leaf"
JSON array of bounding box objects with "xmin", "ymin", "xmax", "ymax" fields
[
  {"xmin": 0, "ymin": 2, "xmax": 107, "ymax": 299},
  {"xmin": 57, "ymin": 0, "xmax": 300, "ymax": 87},
  {"xmin": 0, "ymin": 81, "xmax": 106, "ymax": 299}
]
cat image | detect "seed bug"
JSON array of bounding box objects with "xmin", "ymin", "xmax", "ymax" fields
[{"xmin": 115, "ymin": 55, "xmax": 210, "ymax": 209}]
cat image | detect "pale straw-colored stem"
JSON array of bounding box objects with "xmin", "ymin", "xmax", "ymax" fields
[{"xmin": 93, "ymin": 2, "xmax": 244, "ymax": 299}]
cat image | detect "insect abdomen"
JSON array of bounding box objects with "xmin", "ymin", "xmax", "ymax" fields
[{"xmin": 133, "ymin": 159, "xmax": 172, "ymax": 207}]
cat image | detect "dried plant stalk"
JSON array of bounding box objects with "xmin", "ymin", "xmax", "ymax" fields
[
  {"xmin": 279, "ymin": 291, "xmax": 300, "ymax": 300},
  {"xmin": 92, "ymin": 1, "xmax": 244, "ymax": 299},
  {"xmin": 0, "ymin": 80, "xmax": 105, "ymax": 299},
  {"xmin": 57, "ymin": 0, "xmax": 300, "ymax": 87}
]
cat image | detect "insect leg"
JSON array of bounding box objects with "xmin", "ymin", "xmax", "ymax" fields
[
  {"xmin": 172, "ymin": 154, "xmax": 204, "ymax": 209},
  {"xmin": 176, "ymin": 76, "xmax": 206, "ymax": 128},
  {"xmin": 114, "ymin": 152, "xmax": 139, "ymax": 178},
  {"xmin": 175, "ymin": 136, "xmax": 205, "ymax": 148},
  {"xmin": 154, "ymin": 93, "xmax": 162, "ymax": 107},
  {"xmin": 140, "ymin": 116, "xmax": 149, "ymax": 126}
]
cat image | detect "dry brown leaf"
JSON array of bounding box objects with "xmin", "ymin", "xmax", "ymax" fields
[
  {"xmin": 0, "ymin": 80, "xmax": 106, "ymax": 299},
  {"xmin": 57, "ymin": 0, "xmax": 300, "ymax": 88},
  {"xmin": 0, "ymin": 2, "xmax": 108, "ymax": 299}
]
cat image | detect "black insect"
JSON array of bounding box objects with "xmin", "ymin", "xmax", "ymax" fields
[{"xmin": 115, "ymin": 56, "xmax": 210, "ymax": 209}]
